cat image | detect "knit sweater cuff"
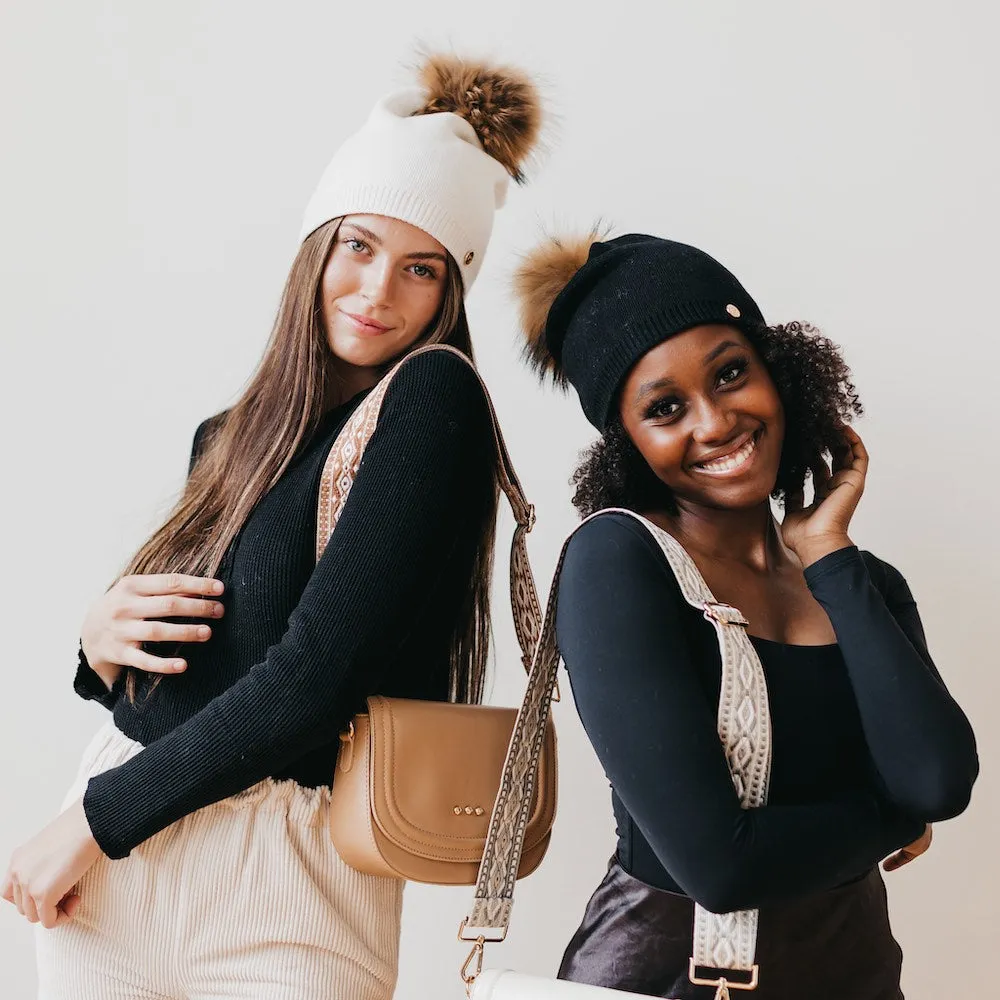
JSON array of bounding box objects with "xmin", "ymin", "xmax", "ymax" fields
[
  {"xmin": 83, "ymin": 772, "xmax": 131, "ymax": 858},
  {"xmin": 82, "ymin": 699, "xmax": 234, "ymax": 859},
  {"xmin": 802, "ymin": 545, "xmax": 863, "ymax": 590},
  {"xmin": 73, "ymin": 644, "xmax": 120, "ymax": 710}
]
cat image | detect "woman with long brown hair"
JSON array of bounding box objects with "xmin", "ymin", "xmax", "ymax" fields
[{"xmin": 3, "ymin": 54, "xmax": 542, "ymax": 1000}]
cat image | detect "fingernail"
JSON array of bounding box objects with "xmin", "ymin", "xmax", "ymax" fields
[
  {"xmin": 213, "ymin": 603, "xmax": 224, "ymax": 617},
  {"xmin": 172, "ymin": 660, "xmax": 186, "ymax": 671},
  {"xmin": 211, "ymin": 581, "xmax": 224, "ymax": 594},
  {"xmin": 197, "ymin": 626, "xmax": 211, "ymax": 640}
]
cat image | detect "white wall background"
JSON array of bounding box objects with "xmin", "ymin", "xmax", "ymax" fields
[{"xmin": 2, "ymin": 1, "xmax": 997, "ymax": 996}]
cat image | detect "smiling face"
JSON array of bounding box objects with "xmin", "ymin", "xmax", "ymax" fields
[
  {"xmin": 320, "ymin": 214, "xmax": 451, "ymax": 374},
  {"xmin": 618, "ymin": 324, "xmax": 785, "ymax": 513}
]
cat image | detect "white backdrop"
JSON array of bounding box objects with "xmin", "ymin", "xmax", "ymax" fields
[{"xmin": 1, "ymin": 1, "xmax": 997, "ymax": 997}]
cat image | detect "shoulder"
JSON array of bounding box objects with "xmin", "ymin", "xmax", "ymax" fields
[
  {"xmin": 358, "ymin": 350, "xmax": 492, "ymax": 482},
  {"xmin": 556, "ymin": 512, "xmax": 694, "ymax": 667},
  {"xmin": 566, "ymin": 510, "xmax": 665, "ymax": 560},
  {"xmin": 192, "ymin": 413, "xmax": 223, "ymax": 446},
  {"xmin": 859, "ymin": 549, "xmax": 916, "ymax": 606},
  {"xmin": 382, "ymin": 348, "xmax": 487, "ymax": 416},
  {"xmin": 376, "ymin": 349, "xmax": 491, "ymax": 449},
  {"xmin": 561, "ymin": 511, "xmax": 685, "ymax": 601},
  {"xmin": 189, "ymin": 412, "xmax": 226, "ymax": 469}
]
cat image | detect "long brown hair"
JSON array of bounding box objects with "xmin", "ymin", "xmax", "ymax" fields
[{"xmin": 124, "ymin": 218, "xmax": 499, "ymax": 704}]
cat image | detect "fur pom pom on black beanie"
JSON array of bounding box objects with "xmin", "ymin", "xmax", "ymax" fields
[{"xmin": 515, "ymin": 232, "xmax": 765, "ymax": 430}]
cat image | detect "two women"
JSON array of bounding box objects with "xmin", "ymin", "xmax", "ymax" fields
[
  {"xmin": 3, "ymin": 54, "xmax": 542, "ymax": 1000},
  {"xmin": 516, "ymin": 231, "xmax": 978, "ymax": 997},
  {"xmin": 6, "ymin": 56, "xmax": 979, "ymax": 1000}
]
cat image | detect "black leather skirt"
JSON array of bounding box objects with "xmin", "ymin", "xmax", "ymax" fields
[{"xmin": 559, "ymin": 860, "xmax": 904, "ymax": 999}]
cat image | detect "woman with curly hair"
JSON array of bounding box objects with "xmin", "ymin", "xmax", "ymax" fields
[{"xmin": 516, "ymin": 232, "xmax": 978, "ymax": 998}]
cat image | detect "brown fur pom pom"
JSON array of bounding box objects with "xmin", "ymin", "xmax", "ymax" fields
[
  {"xmin": 515, "ymin": 230, "xmax": 601, "ymax": 383},
  {"xmin": 415, "ymin": 53, "xmax": 542, "ymax": 183}
]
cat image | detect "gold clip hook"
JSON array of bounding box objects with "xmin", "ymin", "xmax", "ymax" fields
[{"xmin": 460, "ymin": 936, "xmax": 485, "ymax": 994}]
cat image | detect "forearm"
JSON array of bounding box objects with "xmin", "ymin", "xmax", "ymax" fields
[
  {"xmin": 650, "ymin": 793, "xmax": 921, "ymax": 913},
  {"xmin": 805, "ymin": 547, "xmax": 978, "ymax": 819},
  {"xmin": 83, "ymin": 651, "xmax": 339, "ymax": 857}
]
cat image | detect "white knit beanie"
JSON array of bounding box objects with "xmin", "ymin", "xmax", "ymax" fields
[{"xmin": 299, "ymin": 55, "xmax": 542, "ymax": 292}]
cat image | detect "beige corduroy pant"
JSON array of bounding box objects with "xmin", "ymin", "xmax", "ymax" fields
[{"xmin": 35, "ymin": 720, "xmax": 404, "ymax": 1000}]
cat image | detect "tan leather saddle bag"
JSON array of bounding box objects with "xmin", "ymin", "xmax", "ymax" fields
[
  {"xmin": 319, "ymin": 345, "xmax": 554, "ymax": 884},
  {"xmin": 331, "ymin": 697, "xmax": 555, "ymax": 884}
]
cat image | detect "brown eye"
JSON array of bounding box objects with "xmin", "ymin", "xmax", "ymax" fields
[
  {"xmin": 717, "ymin": 358, "xmax": 749, "ymax": 386},
  {"xmin": 645, "ymin": 397, "xmax": 683, "ymax": 421}
]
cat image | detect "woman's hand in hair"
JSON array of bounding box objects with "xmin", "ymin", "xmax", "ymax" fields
[
  {"xmin": 882, "ymin": 824, "xmax": 933, "ymax": 872},
  {"xmin": 81, "ymin": 574, "xmax": 226, "ymax": 690},
  {"xmin": 781, "ymin": 426, "xmax": 868, "ymax": 568},
  {"xmin": 1, "ymin": 800, "xmax": 101, "ymax": 928}
]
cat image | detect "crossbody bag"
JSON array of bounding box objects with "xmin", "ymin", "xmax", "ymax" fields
[{"xmin": 319, "ymin": 344, "xmax": 556, "ymax": 885}]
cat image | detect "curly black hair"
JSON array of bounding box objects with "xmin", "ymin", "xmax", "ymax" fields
[{"xmin": 570, "ymin": 322, "xmax": 863, "ymax": 518}]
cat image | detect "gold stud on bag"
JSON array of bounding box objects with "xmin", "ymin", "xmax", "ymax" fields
[{"xmin": 321, "ymin": 344, "xmax": 556, "ymax": 886}]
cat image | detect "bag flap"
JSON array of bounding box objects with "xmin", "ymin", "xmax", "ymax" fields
[{"xmin": 366, "ymin": 696, "xmax": 556, "ymax": 864}]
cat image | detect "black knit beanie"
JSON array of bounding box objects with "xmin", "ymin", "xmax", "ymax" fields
[{"xmin": 519, "ymin": 233, "xmax": 765, "ymax": 430}]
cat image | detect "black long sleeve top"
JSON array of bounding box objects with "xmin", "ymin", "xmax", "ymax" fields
[
  {"xmin": 73, "ymin": 350, "xmax": 495, "ymax": 859},
  {"xmin": 555, "ymin": 512, "xmax": 978, "ymax": 914}
]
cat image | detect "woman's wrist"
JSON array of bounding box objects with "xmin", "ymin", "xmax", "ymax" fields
[
  {"xmin": 793, "ymin": 533, "xmax": 855, "ymax": 569},
  {"xmin": 80, "ymin": 638, "xmax": 120, "ymax": 691},
  {"xmin": 92, "ymin": 661, "xmax": 122, "ymax": 691}
]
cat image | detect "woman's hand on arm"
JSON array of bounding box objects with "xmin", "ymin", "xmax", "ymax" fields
[
  {"xmin": 80, "ymin": 574, "xmax": 226, "ymax": 690},
  {"xmin": 76, "ymin": 416, "xmax": 225, "ymax": 697}
]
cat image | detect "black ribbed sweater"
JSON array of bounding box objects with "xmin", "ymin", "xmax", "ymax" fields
[
  {"xmin": 74, "ymin": 350, "xmax": 494, "ymax": 859},
  {"xmin": 556, "ymin": 513, "xmax": 978, "ymax": 913}
]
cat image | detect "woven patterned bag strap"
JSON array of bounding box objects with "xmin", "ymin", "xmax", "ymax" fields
[
  {"xmin": 460, "ymin": 509, "xmax": 772, "ymax": 997},
  {"xmin": 314, "ymin": 343, "xmax": 542, "ymax": 670},
  {"xmin": 618, "ymin": 512, "xmax": 771, "ymax": 994},
  {"xmin": 460, "ymin": 519, "xmax": 568, "ymax": 941}
]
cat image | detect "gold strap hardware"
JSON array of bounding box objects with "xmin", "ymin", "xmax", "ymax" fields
[
  {"xmin": 337, "ymin": 721, "xmax": 355, "ymax": 772},
  {"xmin": 460, "ymin": 935, "xmax": 485, "ymax": 993},
  {"xmin": 458, "ymin": 917, "xmax": 504, "ymax": 995},
  {"xmin": 702, "ymin": 600, "xmax": 750, "ymax": 629},
  {"xmin": 689, "ymin": 959, "xmax": 759, "ymax": 993},
  {"xmin": 457, "ymin": 917, "xmax": 507, "ymax": 943},
  {"xmin": 524, "ymin": 502, "xmax": 536, "ymax": 532}
]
